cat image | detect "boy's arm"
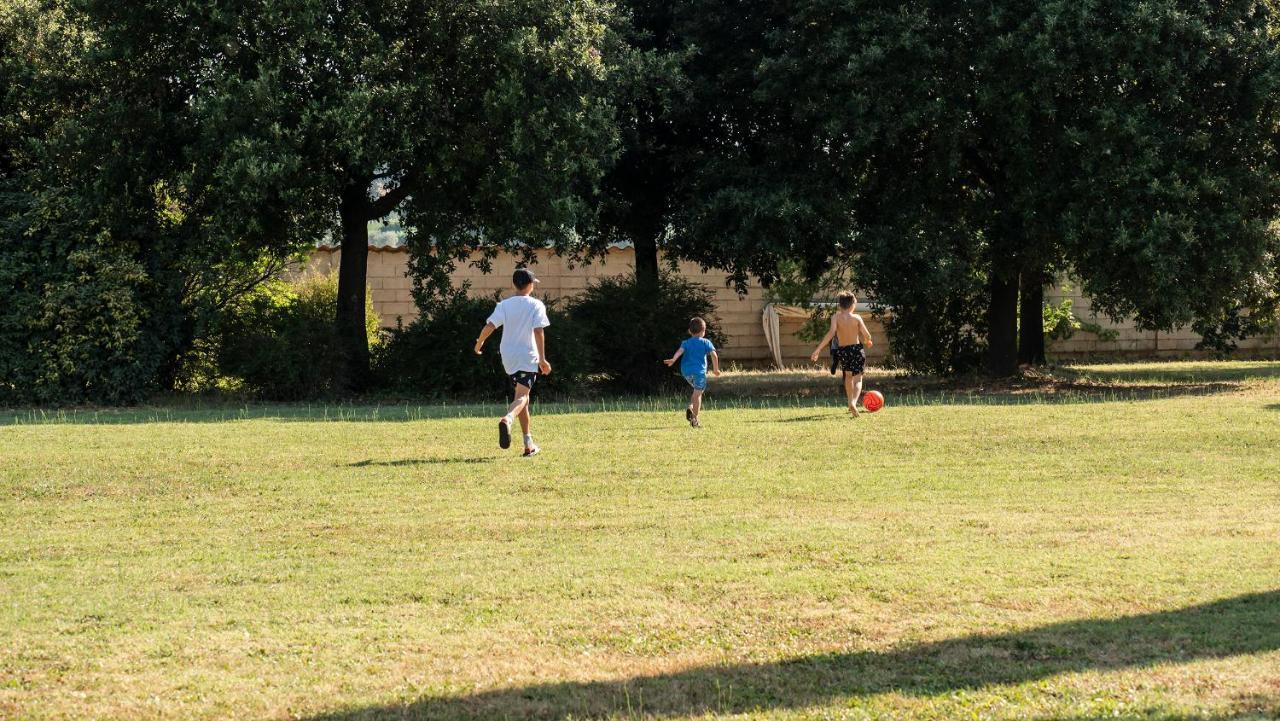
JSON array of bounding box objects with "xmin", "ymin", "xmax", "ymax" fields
[
  {"xmin": 859, "ymin": 316, "xmax": 874, "ymax": 348},
  {"xmin": 663, "ymin": 347, "xmax": 685, "ymax": 367},
  {"xmin": 533, "ymin": 327, "xmax": 551, "ymax": 375},
  {"xmin": 709, "ymin": 350, "xmax": 721, "ymax": 376},
  {"xmin": 811, "ymin": 316, "xmax": 838, "ymax": 362},
  {"xmin": 474, "ymin": 322, "xmax": 497, "ymax": 354}
]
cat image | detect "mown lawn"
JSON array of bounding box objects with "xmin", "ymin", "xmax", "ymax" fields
[{"xmin": 2, "ymin": 361, "xmax": 1279, "ymax": 720}]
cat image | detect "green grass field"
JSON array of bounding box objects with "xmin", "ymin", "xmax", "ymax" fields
[{"xmin": 3, "ymin": 361, "xmax": 1279, "ymax": 720}]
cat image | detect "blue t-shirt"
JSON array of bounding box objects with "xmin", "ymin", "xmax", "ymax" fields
[{"xmin": 679, "ymin": 336, "xmax": 716, "ymax": 376}]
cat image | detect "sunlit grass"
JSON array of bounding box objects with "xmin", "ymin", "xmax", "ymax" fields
[{"xmin": 2, "ymin": 361, "xmax": 1279, "ymax": 720}]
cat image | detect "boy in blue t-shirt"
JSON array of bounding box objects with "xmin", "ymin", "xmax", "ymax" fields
[{"xmin": 663, "ymin": 317, "xmax": 721, "ymax": 428}]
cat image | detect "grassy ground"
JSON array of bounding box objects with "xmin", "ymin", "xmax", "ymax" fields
[{"xmin": 2, "ymin": 361, "xmax": 1279, "ymax": 720}]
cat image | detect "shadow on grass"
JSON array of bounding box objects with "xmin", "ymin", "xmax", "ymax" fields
[
  {"xmin": 1058, "ymin": 360, "xmax": 1280, "ymax": 385},
  {"xmin": 303, "ymin": 591, "xmax": 1280, "ymax": 721},
  {"xmin": 347, "ymin": 457, "xmax": 494, "ymax": 467},
  {"xmin": 1049, "ymin": 714, "xmax": 1274, "ymax": 721},
  {"xmin": 4, "ymin": 362, "xmax": 1278, "ymax": 425},
  {"xmin": 0, "ymin": 390, "xmax": 1254, "ymax": 426},
  {"xmin": 751, "ymin": 412, "xmax": 840, "ymax": 423}
]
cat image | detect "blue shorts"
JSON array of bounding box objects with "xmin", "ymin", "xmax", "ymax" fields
[{"xmin": 683, "ymin": 372, "xmax": 707, "ymax": 391}]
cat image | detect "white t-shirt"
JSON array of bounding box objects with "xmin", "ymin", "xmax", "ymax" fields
[{"xmin": 486, "ymin": 295, "xmax": 551, "ymax": 374}]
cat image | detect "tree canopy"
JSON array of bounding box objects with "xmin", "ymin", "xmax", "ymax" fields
[
  {"xmin": 589, "ymin": 1, "xmax": 853, "ymax": 295},
  {"xmin": 1, "ymin": 0, "xmax": 617, "ymax": 397},
  {"xmin": 765, "ymin": 0, "xmax": 1280, "ymax": 374},
  {"xmin": 140, "ymin": 0, "xmax": 617, "ymax": 388},
  {"xmin": 3, "ymin": 0, "xmax": 1280, "ymax": 402}
]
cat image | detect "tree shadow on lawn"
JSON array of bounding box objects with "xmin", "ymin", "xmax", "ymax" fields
[
  {"xmin": 1049, "ymin": 713, "xmax": 1275, "ymax": 721},
  {"xmin": 749, "ymin": 412, "xmax": 841, "ymax": 423},
  {"xmin": 304, "ymin": 590, "xmax": 1280, "ymax": 721},
  {"xmin": 814, "ymin": 373, "xmax": 1248, "ymax": 406},
  {"xmin": 347, "ymin": 456, "xmax": 494, "ymax": 467},
  {"xmin": 4, "ymin": 363, "xmax": 1277, "ymax": 426},
  {"xmin": 0, "ymin": 388, "xmax": 1250, "ymax": 426},
  {"xmin": 1057, "ymin": 360, "xmax": 1280, "ymax": 386}
]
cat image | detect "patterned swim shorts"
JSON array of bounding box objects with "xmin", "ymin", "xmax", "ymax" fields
[
  {"xmin": 832, "ymin": 343, "xmax": 866, "ymax": 375},
  {"xmin": 510, "ymin": 370, "xmax": 538, "ymax": 390}
]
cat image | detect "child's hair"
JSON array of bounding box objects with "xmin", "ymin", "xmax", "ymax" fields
[
  {"xmin": 837, "ymin": 291, "xmax": 857, "ymax": 310},
  {"xmin": 688, "ymin": 317, "xmax": 707, "ymax": 335}
]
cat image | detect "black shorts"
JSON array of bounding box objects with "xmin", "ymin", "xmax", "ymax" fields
[
  {"xmin": 833, "ymin": 343, "xmax": 866, "ymax": 375},
  {"xmin": 510, "ymin": 370, "xmax": 538, "ymax": 390}
]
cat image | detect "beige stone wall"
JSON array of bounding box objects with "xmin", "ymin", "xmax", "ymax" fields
[
  {"xmin": 306, "ymin": 247, "xmax": 1279, "ymax": 366},
  {"xmin": 307, "ymin": 248, "xmax": 418, "ymax": 327},
  {"xmin": 307, "ymin": 246, "xmax": 779, "ymax": 365},
  {"xmin": 1045, "ymin": 284, "xmax": 1280, "ymax": 359}
]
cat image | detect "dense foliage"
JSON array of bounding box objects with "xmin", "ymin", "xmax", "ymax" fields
[
  {"xmin": 373, "ymin": 291, "xmax": 588, "ymax": 400},
  {"xmin": 1, "ymin": 0, "xmax": 616, "ymax": 403},
  {"xmin": 568, "ymin": 273, "xmax": 724, "ymax": 391},
  {"xmin": 215, "ymin": 275, "xmax": 379, "ymax": 400},
  {"xmin": 1, "ymin": 3, "xmax": 180, "ymax": 403},
  {"xmin": 0, "ymin": 0, "xmax": 324, "ymax": 403},
  {"xmin": 5, "ymin": 0, "xmax": 1280, "ymax": 401},
  {"xmin": 763, "ymin": 0, "xmax": 1280, "ymax": 374},
  {"xmin": 581, "ymin": 1, "xmax": 851, "ymax": 298}
]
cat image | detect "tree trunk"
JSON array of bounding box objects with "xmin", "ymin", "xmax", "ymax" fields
[
  {"xmin": 1018, "ymin": 273, "xmax": 1047, "ymax": 366},
  {"xmin": 632, "ymin": 227, "xmax": 660, "ymax": 299},
  {"xmin": 985, "ymin": 272, "xmax": 1020, "ymax": 376},
  {"xmin": 335, "ymin": 182, "xmax": 371, "ymax": 394}
]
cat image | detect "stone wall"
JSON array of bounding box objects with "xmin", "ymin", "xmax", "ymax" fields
[
  {"xmin": 1044, "ymin": 285, "xmax": 1280, "ymax": 359},
  {"xmin": 306, "ymin": 247, "xmax": 1279, "ymax": 366},
  {"xmin": 307, "ymin": 246, "xmax": 779, "ymax": 365}
]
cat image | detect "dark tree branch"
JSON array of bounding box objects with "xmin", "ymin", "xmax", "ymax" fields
[
  {"xmin": 368, "ymin": 176, "xmax": 412, "ymax": 220},
  {"xmin": 182, "ymin": 256, "xmax": 291, "ymax": 314},
  {"xmin": 208, "ymin": 257, "xmax": 290, "ymax": 312}
]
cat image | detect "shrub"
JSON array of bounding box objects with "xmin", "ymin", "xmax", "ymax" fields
[
  {"xmin": 1043, "ymin": 298, "xmax": 1082, "ymax": 342},
  {"xmin": 215, "ymin": 274, "xmax": 378, "ymax": 400},
  {"xmin": 0, "ymin": 179, "xmax": 174, "ymax": 405},
  {"xmin": 0, "ymin": 238, "xmax": 165, "ymax": 405},
  {"xmin": 372, "ymin": 289, "xmax": 587, "ymax": 400},
  {"xmin": 568, "ymin": 273, "xmax": 725, "ymax": 392}
]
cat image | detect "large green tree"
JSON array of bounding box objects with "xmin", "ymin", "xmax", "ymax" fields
[
  {"xmin": 582, "ymin": 1, "xmax": 852, "ymax": 299},
  {"xmin": 3, "ymin": 0, "xmax": 615, "ymax": 400},
  {"xmin": 764, "ymin": 0, "xmax": 1280, "ymax": 375},
  {"xmin": 52, "ymin": 0, "xmax": 614, "ymax": 392},
  {"xmin": 1, "ymin": 0, "xmax": 219, "ymax": 402}
]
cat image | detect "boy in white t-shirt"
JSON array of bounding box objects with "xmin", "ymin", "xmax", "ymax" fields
[{"xmin": 474, "ymin": 268, "xmax": 552, "ymax": 456}]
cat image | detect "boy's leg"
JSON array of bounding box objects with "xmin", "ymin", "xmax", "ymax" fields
[
  {"xmin": 517, "ymin": 402, "xmax": 530, "ymax": 435},
  {"xmin": 691, "ymin": 388, "xmax": 704, "ymax": 418},
  {"xmin": 504, "ymin": 387, "xmax": 530, "ymax": 421},
  {"xmin": 518, "ymin": 402, "xmax": 537, "ymax": 454},
  {"xmin": 499, "ymin": 381, "xmax": 532, "ymax": 449},
  {"xmin": 843, "ymin": 372, "xmax": 859, "ymax": 415},
  {"xmin": 515, "ymin": 384, "xmax": 541, "ymax": 455}
]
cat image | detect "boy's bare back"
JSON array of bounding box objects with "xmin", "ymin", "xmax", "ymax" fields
[{"xmin": 834, "ymin": 310, "xmax": 869, "ymax": 346}]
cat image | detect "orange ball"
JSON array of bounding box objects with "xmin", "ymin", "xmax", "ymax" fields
[{"xmin": 863, "ymin": 390, "xmax": 884, "ymax": 412}]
